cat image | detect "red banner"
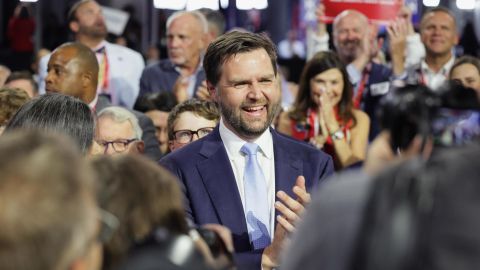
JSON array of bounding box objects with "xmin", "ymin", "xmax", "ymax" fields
[{"xmin": 323, "ymin": 0, "xmax": 403, "ymax": 24}]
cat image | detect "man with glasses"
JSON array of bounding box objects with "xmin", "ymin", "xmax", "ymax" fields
[
  {"xmin": 167, "ymin": 98, "xmax": 219, "ymax": 152},
  {"xmin": 94, "ymin": 106, "xmax": 145, "ymax": 155}
]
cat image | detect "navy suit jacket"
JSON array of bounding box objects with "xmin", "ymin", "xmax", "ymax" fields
[
  {"xmin": 360, "ymin": 62, "xmax": 393, "ymax": 141},
  {"xmin": 159, "ymin": 127, "xmax": 334, "ymax": 269}
]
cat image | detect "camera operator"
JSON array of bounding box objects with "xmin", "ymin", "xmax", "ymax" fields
[
  {"xmin": 282, "ymin": 84, "xmax": 480, "ymax": 270},
  {"xmin": 364, "ymin": 82, "xmax": 480, "ymax": 175}
]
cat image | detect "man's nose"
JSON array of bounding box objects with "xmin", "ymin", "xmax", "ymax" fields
[
  {"xmin": 191, "ymin": 133, "xmax": 200, "ymax": 142},
  {"xmin": 45, "ymin": 71, "xmax": 53, "ymax": 84},
  {"xmin": 169, "ymin": 36, "xmax": 181, "ymax": 47},
  {"xmin": 246, "ymin": 83, "xmax": 264, "ymax": 99},
  {"xmin": 105, "ymin": 145, "xmax": 117, "ymax": 155}
]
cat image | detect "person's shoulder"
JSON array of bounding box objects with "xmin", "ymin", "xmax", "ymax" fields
[
  {"xmin": 352, "ymin": 109, "xmax": 370, "ymax": 123},
  {"xmin": 106, "ymin": 42, "xmax": 142, "ymax": 58},
  {"xmin": 142, "ymin": 59, "xmax": 174, "ymax": 74},
  {"xmin": 371, "ymin": 62, "xmax": 392, "ymax": 76}
]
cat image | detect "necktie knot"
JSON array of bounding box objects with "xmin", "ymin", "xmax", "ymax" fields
[{"xmin": 241, "ymin": 142, "xmax": 259, "ymax": 157}]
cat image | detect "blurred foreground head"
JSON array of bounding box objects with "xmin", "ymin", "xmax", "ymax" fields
[
  {"xmin": 90, "ymin": 155, "xmax": 192, "ymax": 270},
  {"xmin": 0, "ymin": 130, "xmax": 101, "ymax": 270}
]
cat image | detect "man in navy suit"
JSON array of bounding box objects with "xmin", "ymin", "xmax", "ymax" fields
[{"xmin": 160, "ymin": 31, "xmax": 334, "ymax": 270}]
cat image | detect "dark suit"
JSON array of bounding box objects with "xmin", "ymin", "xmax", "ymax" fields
[
  {"xmin": 96, "ymin": 95, "xmax": 162, "ymax": 160},
  {"xmin": 358, "ymin": 62, "xmax": 393, "ymax": 141},
  {"xmin": 160, "ymin": 127, "xmax": 334, "ymax": 269}
]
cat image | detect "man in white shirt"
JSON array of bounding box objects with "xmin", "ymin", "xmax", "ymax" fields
[
  {"xmin": 402, "ymin": 7, "xmax": 458, "ymax": 90},
  {"xmin": 160, "ymin": 31, "xmax": 333, "ymax": 270},
  {"xmin": 38, "ymin": 0, "xmax": 145, "ymax": 108}
]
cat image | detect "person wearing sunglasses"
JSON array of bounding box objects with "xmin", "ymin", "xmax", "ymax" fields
[
  {"xmin": 94, "ymin": 106, "xmax": 145, "ymax": 156},
  {"xmin": 167, "ymin": 98, "xmax": 220, "ymax": 152}
]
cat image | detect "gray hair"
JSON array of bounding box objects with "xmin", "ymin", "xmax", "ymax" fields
[
  {"xmin": 97, "ymin": 106, "xmax": 143, "ymax": 139},
  {"xmin": 166, "ymin": 10, "xmax": 208, "ymax": 34}
]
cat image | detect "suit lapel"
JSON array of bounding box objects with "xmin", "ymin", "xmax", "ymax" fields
[
  {"xmin": 196, "ymin": 129, "xmax": 248, "ymax": 234},
  {"xmin": 272, "ymin": 130, "xmax": 302, "ymax": 216}
]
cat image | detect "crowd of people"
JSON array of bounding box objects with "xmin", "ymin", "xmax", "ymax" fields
[{"xmin": 0, "ymin": 0, "xmax": 480, "ymax": 269}]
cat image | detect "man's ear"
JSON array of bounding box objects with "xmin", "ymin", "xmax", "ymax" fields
[
  {"xmin": 82, "ymin": 72, "xmax": 94, "ymax": 87},
  {"xmin": 135, "ymin": 140, "xmax": 145, "ymax": 154},
  {"xmin": 206, "ymin": 81, "xmax": 217, "ymax": 102},
  {"xmin": 70, "ymin": 21, "xmax": 79, "ymax": 33}
]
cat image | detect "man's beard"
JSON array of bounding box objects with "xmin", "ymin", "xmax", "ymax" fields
[
  {"xmin": 79, "ymin": 24, "xmax": 107, "ymax": 40},
  {"xmin": 218, "ymin": 99, "xmax": 281, "ymax": 139},
  {"xmin": 338, "ymin": 41, "xmax": 361, "ymax": 63}
]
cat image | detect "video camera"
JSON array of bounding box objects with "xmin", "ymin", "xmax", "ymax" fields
[{"xmin": 378, "ymin": 81, "xmax": 480, "ymax": 152}]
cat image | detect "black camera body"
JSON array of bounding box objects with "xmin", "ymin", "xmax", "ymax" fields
[{"xmin": 378, "ymin": 82, "xmax": 480, "ymax": 152}]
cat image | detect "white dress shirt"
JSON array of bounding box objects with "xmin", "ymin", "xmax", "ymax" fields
[
  {"xmin": 219, "ymin": 118, "xmax": 276, "ymax": 239},
  {"xmin": 420, "ymin": 55, "xmax": 455, "ymax": 91}
]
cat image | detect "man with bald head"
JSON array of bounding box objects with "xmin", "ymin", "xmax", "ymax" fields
[
  {"xmin": 332, "ymin": 10, "xmax": 395, "ymax": 140},
  {"xmin": 138, "ymin": 11, "xmax": 208, "ymax": 102},
  {"xmin": 46, "ymin": 42, "xmax": 161, "ymax": 160}
]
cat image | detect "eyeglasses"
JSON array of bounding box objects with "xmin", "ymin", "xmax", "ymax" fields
[
  {"xmin": 173, "ymin": 127, "xmax": 214, "ymax": 143},
  {"xmin": 96, "ymin": 138, "xmax": 137, "ymax": 153}
]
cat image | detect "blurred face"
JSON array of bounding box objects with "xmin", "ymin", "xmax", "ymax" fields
[
  {"xmin": 420, "ymin": 11, "xmax": 458, "ymax": 57},
  {"xmin": 333, "ymin": 12, "xmax": 368, "ymax": 62},
  {"xmin": 46, "ymin": 47, "xmax": 87, "ymax": 101},
  {"xmin": 70, "ymin": 1, "xmax": 107, "ymax": 39},
  {"xmin": 450, "ymin": 63, "xmax": 480, "ymax": 98},
  {"xmin": 169, "ymin": 111, "xmax": 217, "ymax": 151},
  {"xmin": 167, "ymin": 14, "xmax": 205, "ymax": 68},
  {"xmin": 5, "ymin": 79, "xmax": 36, "ymax": 97},
  {"xmin": 95, "ymin": 117, "xmax": 142, "ymax": 155},
  {"xmin": 209, "ymin": 48, "xmax": 280, "ymax": 141},
  {"xmin": 310, "ymin": 68, "xmax": 344, "ymax": 107},
  {"xmin": 145, "ymin": 110, "xmax": 169, "ymax": 154}
]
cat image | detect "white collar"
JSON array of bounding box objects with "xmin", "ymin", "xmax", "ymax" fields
[
  {"xmin": 173, "ymin": 55, "xmax": 204, "ymax": 75},
  {"xmin": 88, "ymin": 95, "xmax": 99, "ymax": 110},
  {"xmin": 92, "ymin": 40, "xmax": 108, "ymax": 53},
  {"xmin": 421, "ymin": 55, "xmax": 455, "ymax": 75},
  {"xmin": 219, "ymin": 118, "xmax": 273, "ymax": 160}
]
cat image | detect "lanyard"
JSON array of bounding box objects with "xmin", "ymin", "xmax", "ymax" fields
[
  {"xmin": 97, "ymin": 48, "xmax": 110, "ymax": 93},
  {"xmin": 353, "ymin": 64, "xmax": 371, "ymax": 109}
]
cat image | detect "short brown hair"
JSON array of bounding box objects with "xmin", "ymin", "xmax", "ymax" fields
[
  {"xmin": 450, "ymin": 55, "xmax": 480, "ymax": 78},
  {"xmin": 420, "ymin": 6, "xmax": 456, "ymax": 30},
  {"xmin": 167, "ymin": 98, "xmax": 220, "ymax": 140},
  {"xmin": 91, "ymin": 155, "xmax": 188, "ymax": 270},
  {"xmin": 203, "ymin": 30, "xmax": 278, "ymax": 86},
  {"xmin": 0, "ymin": 130, "xmax": 97, "ymax": 270},
  {"xmin": 0, "ymin": 87, "xmax": 30, "ymax": 125},
  {"xmin": 67, "ymin": 0, "xmax": 94, "ymax": 23}
]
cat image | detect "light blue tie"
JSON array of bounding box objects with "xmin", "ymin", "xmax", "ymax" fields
[{"xmin": 240, "ymin": 142, "xmax": 271, "ymax": 249}]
